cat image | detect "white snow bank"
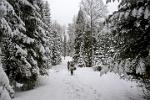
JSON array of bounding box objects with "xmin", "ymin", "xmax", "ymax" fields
[{"xmin": 14, "ymin": 56, "xmax": 144, "ymax": 100}]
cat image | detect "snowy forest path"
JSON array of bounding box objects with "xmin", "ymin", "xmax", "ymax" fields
[{"xmin": 14, "ymin": 57, "xmax": 144, "ymax": 100}]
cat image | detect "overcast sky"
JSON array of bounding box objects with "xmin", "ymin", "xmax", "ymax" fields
[{"xmin": 45, "ymin": 0, "xmax": 119, "ymax": 26}]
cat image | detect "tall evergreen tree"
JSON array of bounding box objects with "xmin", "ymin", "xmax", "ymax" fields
[
  {"xmin": 107, "ymin": 0, "xmax": 150, "ymax": 98},
  {"xmin": 51, "ymin": 30, "xmax": 62, "ymax": 65},
  {"xmin": 67, "ymin": 17, "xmax": 76, "ymax": 57},
  {"xmin": 82, "ymin": 24, "xmax": 97, "ymax": 67},
  {"xmin": 63, "ymin": 33, "xmax": 67, "ymax": 59},
  {"xmin": 51, "ymin": 21, "xmax": 62, "ymax": 65},
  {"xmin": 39, "ymin": 0, "xmax": 52, "ymax": 68},
  {"xmin": 0, "ymin": 0, "xmax": 52, "ymax": 90},
  {"xmin": 108, "ymin": 0, "xmax": 150, "ymax": 78},
  {"xmin": 0, "ymin": 0, "xmax": 61, "ymax": 94},
  {"xmin": 0, "ymin": 0, "xmax": 14, "ymax": 99},
  {"xmin": 73, "ymin": 9, "xmax": 86, "ymax": 63},
  {"xmin": 1, "ymin": 0, "xmax": 38, "ymax": 90},
  {"xmin": 80, "ymin": 0, "xmax": 107, "ymax": 66},
  {"xmin": 93, "ymin": 25, "xmax": 114, "ymax": 66}
]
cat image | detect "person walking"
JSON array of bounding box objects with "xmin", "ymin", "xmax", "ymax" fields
[
  {"xmin": 68, "ymin": 61, "xmax": 76, "ymax": 75},
  {"xmin": 67, "ymin": 61, "xmax": 70, "ymax": 70}
]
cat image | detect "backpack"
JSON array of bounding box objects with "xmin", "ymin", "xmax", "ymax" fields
[{"xmin": 69, "ymin": 61, "xmax": 76, "ymax": 70}]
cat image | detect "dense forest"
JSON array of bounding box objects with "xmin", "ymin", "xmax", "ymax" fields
[
  {"xmin": 0, "ymin": 0, "xmax": 150, "ymax": 100},
  {"xmin": 67, "ymin": 0, "xmax": 150, "ymax": 99},
  {"xmin": 0, "ymin": 0, "xmax": 63, "ymax": 99}
]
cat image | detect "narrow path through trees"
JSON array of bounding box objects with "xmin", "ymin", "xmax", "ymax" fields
[{"xmin": 14, "ymin": 57, "xmax": 144, "ymax": 100}]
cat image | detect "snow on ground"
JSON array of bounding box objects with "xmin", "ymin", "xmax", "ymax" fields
[{"xmin": 14, "ymin": 56, "xmax": 144, "ymax": 100}]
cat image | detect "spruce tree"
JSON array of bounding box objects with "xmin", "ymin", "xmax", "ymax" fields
[
  {"xmin": 51, "ymin": 21, "xmax": 62, "ymax": 65},
  {"xmin": 40, "ymin": 1, "xmax": 52, "ymax": 68},
  {"xmin": 107, "ymin": 0, "xmax": 150, "ymax": 98},
  {"xmin": 0, "ymin": 0, "xmax": 38, "ymax": 90},
  {"xmin": 67, "ymin": 17, "xmax": 76, "ymax": 57},
  {"xmin": 0, "ymin": 0, "xmax": 14, "ymax": 99},
  {"xmin": 82, "ymin": 25, "xmax": 97, "ymax": 67},
  {"xmin": 51, "ymin": 30, "xmax": 62, "ymax": 65},
  {"xmin": 0, "ymin": 0, "xmax": 52, "ymax": 90},
  {"xmin": 108, "ymin": 0, "xmax": 150, "ymax": 78},
  {"xmin": 94, "ymin": 25, "xmax": 114, "ymax": 66},
  {"xmin": 63, "ymin": 33, "xmax": 67, "ymax": 59},
  {"xmin": 80, "ymin": 0, "xmax": 107, "ymax": 66},
  {"xmin": 73, "ymin": 9, "xmax": 86, "ymax": 63}
]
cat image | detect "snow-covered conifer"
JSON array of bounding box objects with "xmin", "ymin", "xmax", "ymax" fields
[
  {"xmin": 51, "ymin": 21, "xmax": 63, "ymax": 65},
  {"xmin": 107, "ymin": 0, "xmax": 150, "ymax": 97},
  {"xmin": 73, "ymin": 9, "xmax": 86, "ymax": 64}
]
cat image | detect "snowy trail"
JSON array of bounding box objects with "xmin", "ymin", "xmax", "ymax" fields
[{"xmin": 14, "ymin": 57, "xmax": 144, "ymax": 100}]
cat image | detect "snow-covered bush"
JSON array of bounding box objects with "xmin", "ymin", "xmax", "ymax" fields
[
  {"xmin": 0, "ymin": 47, "xmax": 14, "ymax": 99},
  {"xmin": 0, "ymin": 88, "xmax": 11, "ymax": 100},
  {"xmin": 0, "ymin": 66, "xmax": 14, "ymax": 100}
]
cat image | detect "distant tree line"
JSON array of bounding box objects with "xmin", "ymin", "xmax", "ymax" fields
[{"xmin": 67, "ymin": 0, "xmax": 107, "ymax": 67}]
